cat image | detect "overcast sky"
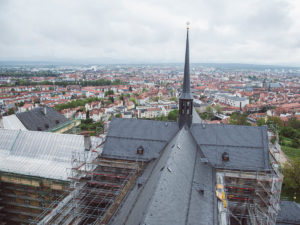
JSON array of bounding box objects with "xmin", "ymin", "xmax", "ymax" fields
[{"xmin": 1, "ymin": 0, "xmax": 300, "ymax": 65}]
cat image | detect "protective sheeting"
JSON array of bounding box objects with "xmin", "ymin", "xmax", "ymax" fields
[
  {"xmin": 2, "ymin": 115, "xmax": 27, "ymax": 131},
  {"xmin": 0, "ymin": 129, "xmax": 20, "ymax": 151},
  {"xmin": 0, "ymin": 155, "xmax": 70, "ymax": 180},
  {"xmin": 0, "ymin": 128, "xmax": 103, "ymax": 180}
]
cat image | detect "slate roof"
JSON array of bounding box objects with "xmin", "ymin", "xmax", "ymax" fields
[
  {"xmin": 276, "ymin": 201, "xmax": 300, "ymax": 225},
  {"xmin": 192, "ymin": 107, "xmax": 202, "ymax": 123},
  {"xmin": 142, "ymin": 128, "xmax": 200, "ymax": 224},
  {"xmin": 108, "ymin": 127, "xmax": 217, "ymax": 225},
  {"xmin": 16, "ymin": 106, "xmax": 69, "ymax": 131},
  {"xmin": 102, "ymin": 118, "xmax": 179, "ymax": 161},
  {"xmin": 190, "ymin": 123, "xmax": 270, "ymax": 171},
  {"xmin": 103, "ymin": 117, "xmax": 272, "ymax": 225},
  {"xmin": 103, "ymin": 118, "xmax": 269, "ymax": 171}
]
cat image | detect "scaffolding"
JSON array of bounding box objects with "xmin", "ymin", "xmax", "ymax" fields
[
  {"xmin": 217, "ymin": 168, "xmax": 283, "ymax": 225},
  {"xmin": 34, "ymin": 150, "xmax": 141, "ymax": 225},
  {"xmin": 0, "ymin": 172, "xmax": 69, "ymax": 225},
  {"xmin": 0, "ymin": 180, "xmax": 5, "ymax": 225}
]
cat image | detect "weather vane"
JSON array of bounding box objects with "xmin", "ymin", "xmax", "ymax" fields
[{"xmin": 186, "ymin": 21, "xmax": 190, "ymax": 29}]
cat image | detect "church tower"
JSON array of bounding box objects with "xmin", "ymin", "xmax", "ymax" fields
[{"xmin": 178, "ymin": 23, "xmax": 193, "ymax": 128}]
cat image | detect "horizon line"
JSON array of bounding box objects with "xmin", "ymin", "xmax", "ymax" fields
[{"xmin": 0, "ymin": 60, "xmax": 300, "ymax": 68}]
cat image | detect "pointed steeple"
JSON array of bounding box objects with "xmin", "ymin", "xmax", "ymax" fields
[
  {"xmin": 178, "ymin": 22, "xmax": 193, "ymax": 128},
  {"xmin": 182, "ymin": 23, "xmax": 191, "ymax": 96}
]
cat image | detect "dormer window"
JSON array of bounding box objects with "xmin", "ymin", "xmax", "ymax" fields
[
  {"xmin": 137, "ymin": 146, "xmax": 144, "ymax": 155},
  {"xmin": 222, "ymin": 152, "xmax": 229, "ymax": 161}
]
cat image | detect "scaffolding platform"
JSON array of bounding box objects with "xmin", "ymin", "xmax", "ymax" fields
[
  {"xmin": 33, "ymin": 153, "xmax": 141, "ymax": 225},
  {"xmin": 217, "ymin": 168, "xmax": 283, "ymax": 225}
]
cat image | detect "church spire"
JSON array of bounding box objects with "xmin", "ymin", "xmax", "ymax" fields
[
  {"xmin": 178, "ymin": 22, "xmax": 193, "ymax": 128},
  {"xmin": 182, "ymin": 22, "xmax": 191, "ymax": 95}
]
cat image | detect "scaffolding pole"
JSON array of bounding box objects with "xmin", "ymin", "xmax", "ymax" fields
[
  {"xmin": 217, "ymin": 168, "xmax": 283, "ymax": 225},
  {"xmin": 34, "ymin": 150, "xmax": 141, "ymax": 225}
]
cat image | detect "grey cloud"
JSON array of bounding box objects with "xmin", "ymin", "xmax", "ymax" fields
[{"xmin": 0, "ymin": 0, "xmax": 299, "ymax": 65}]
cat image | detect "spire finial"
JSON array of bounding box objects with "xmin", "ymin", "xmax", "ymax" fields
[{"xmin": 186, "ymin": 21, "xmax": 190, "ymax": 30}]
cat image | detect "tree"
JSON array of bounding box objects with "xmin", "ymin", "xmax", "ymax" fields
[
  {"xmin": 8, "ymin": 108, "xmax": 15, "ymax": 115},
  {"xmin": 287, "ymin": 117, "xmax": 300, "ymax": 130},
  {"xmin": 168, "ymin": 109, "xmax": 178, "ymax": 121},
  {"xmin": 257, "ymin": 118, "xmax": 266, "ymax": 126},
  {"xmin": 206, "ymin": 105, "xmax": 214, "ymax": 120},
  {"xmin": 280, "ymin": 127, "xmax": 297, "ymax": 139},
  {"xmin": 109, "ymin": 96, "xmax": 114, "ymax": 103},
  {"xmin": 129, "ymin": 86, "xmax": 133, "ymax": 92},
  {"xmin": 259, "ymin": 105, "xmax": 268, "ymax": 113},
  {"xmin": 270, "ymin": 136, "xmax": 276, "ymax": 144},
  {"xmin": 105, "ymin": 90, "xmax": 114, "ymax": 96},
  {"xmin": 291, "ymin": 138, "xmax": 300, "ymax": 148},
  {"xmin": 119, "ymin": 94, "xmax": 124, "ymax": 101},
  {"xmin": 54, "ymin": 97, "xmax": 102, "ymax": 111},
  {"xmin": 106, "ymin": 100, "xmax": 112, "ymax": 105},
  {"xmin": 79, "ymin": 119, "xmax": 103, "ymax": 133},
  {"xmin": 267, "ymin": 116, "xmax": 284, "ymax": 130},
  {"xmin": 86, "ymin": 110, "xmax": 90, "ymax": 119},
  {"xmin": 115, "ymin": 113, "xmax": 121, "ymax": 118},
  {"xmin": 282, "ymin": 158, "xmax": 300, "ymax": 198},
  {"xmin": 170, "ymin": 97, "xmax": 177, "ymax": 102},
  {"xmin": 214, "ymin": 104, "xmax": 222, "ymax": 114},
  {"xmin": 229, "ymin": 112, "xmax": 250, "ymax": 126},
  {"xmin": 154, "ymin": 96, "xmax": 159, "ymax": 102}
]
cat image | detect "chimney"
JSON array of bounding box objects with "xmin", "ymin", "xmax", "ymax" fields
[
  {"xmin": 81, "ymin": 131, "xmax": 93, "ymax": 151},
  {"xmin": 84, "ymin": 135, "xmax": 91, "ymax": 151},
  {"xmin": 43, "ymin": 106, "xmax": 47, "ymax": 115}
]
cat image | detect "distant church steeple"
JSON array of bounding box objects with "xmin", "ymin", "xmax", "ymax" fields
[{"xmin": 178, "ymin": 22, "xmax": 193, "ymax": 128}]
